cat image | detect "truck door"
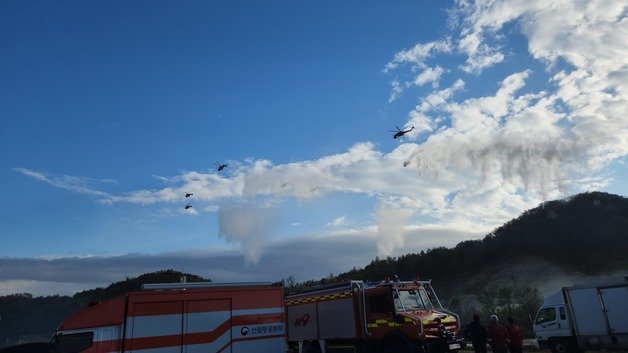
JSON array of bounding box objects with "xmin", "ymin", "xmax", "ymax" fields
[
  {"xmin": 185, "ymin": 299, "xmax": 232, "ymax": 353},
  {"xmin": 366, "ymin": 291, "xmax": 394, "ymax": 329},
  {"xmin": 599, "ymin": 286, "xmax": 628, "ymax": 334},
  {"xmin": 127, "ymin": 301, "xmax": 184, "ymax": 353},
  {"xmin": 534, "ymin": 306, "xmax": 570, "ymax": 339},
  {"xmin": 287, "ymin": 302, "xmax": 318, "ymax": 341},
  {"xmin": 568, "ymin": 288, "xmax": 608, "ymax": 336}
]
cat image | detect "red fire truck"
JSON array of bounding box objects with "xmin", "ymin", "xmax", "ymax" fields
[
  {"xmin": 47, "ymin": 278, "xmax": 463, "ymax": 353},
  {"xmin": 286, "ymin": 279, "xmax": 465, "ymax": 353},
  {"xmin": 51, "ymin": 282, "xmax": 286, "ymax": 353}
]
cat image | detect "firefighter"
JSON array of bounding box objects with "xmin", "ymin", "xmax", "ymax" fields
[
  {"xmin": 506, "ymin": 317, "xmax": 523, "ymax": 353},
  {"xmin": 463, "ymin": 314, "xmax": 487, "ymax": 353},
  {"xmin": 434, "ymin": 317, "xmax": 449, "ymax": 352},
  {"xmin": 487, "ymin": 314, "xmax": 508, "ymax": 353}
]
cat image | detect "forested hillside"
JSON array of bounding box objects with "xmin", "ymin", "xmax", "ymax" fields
[{"xmin": 283, "ymin": 192, "xmax": 627, "ymax": 291}]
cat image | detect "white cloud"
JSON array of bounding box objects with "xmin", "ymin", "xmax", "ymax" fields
[
  {"xmin": 402, "ymin": 71, "xmax": 580, "ymax": 197},
  {"xmin": 218, "ymin": 204, "xmax": 276, "ymax": 265},
  {"xmin": 384, "ymin": 39, "xmax": 453, "ymax": 72},
  {"xmin": 389, "ymin": 80, "xmax": 404, "ymax": 102},
  {"xmin": 14, "ymin": 168, "xmax": 115, "ymax": 199},
  {"xmin": 414, "ymin": 66, "xmax": 445, "ymax": 88},
  {"xmin": 388, "ymin": 66, "xmax": 447, "ymax": 102},
  {"xmin": 451, "ymin": 0, "xmax": 544, "ymax": 74},
  {"xmin": 397, "ymin": 0, "xmax": 627, "ymax": 199},
  {"xmin": 111, "ymin": 171, "xmax": 244, "ymax": 204},
  {"xmin": 457, "ymin": 32, "xmax": 504, "ymax": 74},
  {"xmin": 326, "ymin": 216, "xmax": 347, "ymax": 227},
  {"xmin": 376, "ymin": 202, "xmax": 412, "ymax": 257}
]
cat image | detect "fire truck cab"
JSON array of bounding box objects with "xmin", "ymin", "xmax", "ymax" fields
[{"xmin": 286, "ymin": 279, "xmax": 465, "ymax": 353}]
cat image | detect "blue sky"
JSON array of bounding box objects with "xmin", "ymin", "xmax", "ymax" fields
[{"xmin": 1, "ymin": 0, "xmax": 626, "ymax": 295}]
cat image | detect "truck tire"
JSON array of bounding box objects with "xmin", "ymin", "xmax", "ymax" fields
[
  {"xmin": 302, "ymin": 342, "xmax": 322, "ymax": 353},
  {"xmin": 549, "ymin": 339, "xmax": 569, "ymax": 353},
  {"xmin": 382, "ymin": 342, "xmax": 411, "ymax": 353}
]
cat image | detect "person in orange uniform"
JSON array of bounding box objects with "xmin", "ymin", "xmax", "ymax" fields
[
  {"xmin": 506, "ymin": 317, "xmax": 523, "ymax": 353},
  {"xmin": 487, "ymin": 314, "xmax": 508, "ymax": 353}
]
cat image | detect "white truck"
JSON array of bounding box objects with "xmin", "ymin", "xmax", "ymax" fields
[{"xmin": 533, "ymin": 276, "xmax": 628, "ymax": 353}]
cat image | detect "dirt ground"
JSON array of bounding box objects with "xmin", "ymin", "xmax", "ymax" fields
[
  {"xmin": 459, "ymin": 348, "xmax": 628, "ymax": 353},
  {"xmin": 458, "ymin": 339, "xmax": 628, "ymax": 353}
]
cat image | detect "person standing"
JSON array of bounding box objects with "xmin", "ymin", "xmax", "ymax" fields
[
  {"xmin": 487, "ymin": 314, "xmax": 508, "ymax": 353},
  {"xmin": 463, "ymin": 314, "xmax": 488, "ymax": 353},
  {"xmin": 506, "ymin": 317, "xmax": 524, "ymax": 353}
]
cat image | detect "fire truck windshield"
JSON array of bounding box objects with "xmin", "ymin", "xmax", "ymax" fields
[{"xmin": 393, "ymin": 289, "xmax": 435, "ymax": 311}]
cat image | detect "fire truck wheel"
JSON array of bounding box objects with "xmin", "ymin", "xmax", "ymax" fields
[
  {"xmin": 382, "ymin": 342, "xmax": 411, "ymax": 353},
  {"xmin": 549, "ymin": 339, "xmax": 569, "ymax": 353},
  {"xmin": 302, "ymin": 342, "xmax": 322, "ymax": 353}
]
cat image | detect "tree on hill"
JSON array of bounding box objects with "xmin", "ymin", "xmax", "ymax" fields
[
  {"xmin": 0, "ymin": 294, "xmax": 76, "ymax": 345},
  {"xmin": 73, "ymin": 269, "xmax": 209, "ymax": 306}
]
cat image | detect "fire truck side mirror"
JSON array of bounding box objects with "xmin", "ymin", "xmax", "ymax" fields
[{"xmin": 394, "ymin": 315, "xmax": 404, "ymax": 324}]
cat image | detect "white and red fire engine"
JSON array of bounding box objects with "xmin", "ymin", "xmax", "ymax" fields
[
  {"xmin": 285, "ymin": 279, "xmax": 465, "ymax": 353},
  {"xmin": 51, "ymin": 282, "xmax": 286, "ymax": 353}
]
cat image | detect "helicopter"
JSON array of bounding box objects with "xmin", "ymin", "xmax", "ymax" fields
[
  {"xmin": 215, "ymin": 162, "xmax": 228, "ymax": 172},
  {"xmin": 184, "ymin": 203, "xmax": 193, "ymax": 210},
  {"xmin": 185, "ymin": 192, "xmax": 193, "ymax": 198},
  {"xmin": 390, "ymin": 125, "xmax": 414, "ymax": 139}
]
